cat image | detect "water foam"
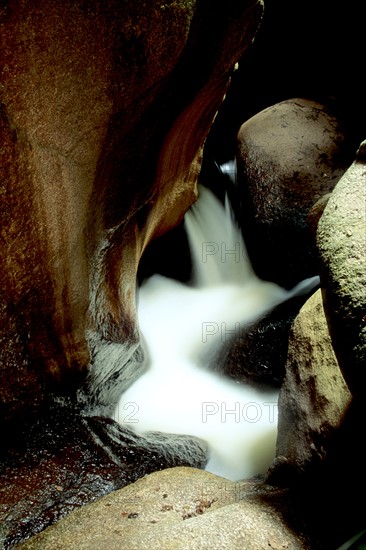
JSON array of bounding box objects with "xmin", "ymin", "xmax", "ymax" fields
[{"xmin": 113, "ymin": 185, "xmax": 319, "ymax": 481}]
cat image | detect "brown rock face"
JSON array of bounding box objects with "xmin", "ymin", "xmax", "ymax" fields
[
  {"xmin": 0, "ymin": 415, "xmax": 209, "ymax": 547},
  {"xmin": 236, "ymin": 97, "xmax": 353, "ymax": 287},
  {"xmin": 0, "ymin": 1, "xmax": 264, "ymax": 424}
]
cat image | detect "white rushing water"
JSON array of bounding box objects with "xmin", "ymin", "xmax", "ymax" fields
[{"xmin": 113, "ymin": 185, "xmax": 319, "ymax": 481}]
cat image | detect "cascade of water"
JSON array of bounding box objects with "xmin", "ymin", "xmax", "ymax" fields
[
  {"xmin": 186, "ymin": 185, "xmax": 254, "ymax": 287},
  {"xmin": 113, "ymin": 184, "xmax": 319, "ymax": 481}
]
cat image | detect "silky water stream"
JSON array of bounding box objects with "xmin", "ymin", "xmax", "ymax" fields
[{"xmin": 113, "ymin": 184, "xmax": 319, "ymax": 481}]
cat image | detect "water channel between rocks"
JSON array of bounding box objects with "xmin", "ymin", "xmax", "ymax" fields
[{"xmin": 113, "ymin": 183, "xmax": 319, "ymax": 481}]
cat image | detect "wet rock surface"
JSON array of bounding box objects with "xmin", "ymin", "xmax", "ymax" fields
[
  {"xmin": 213, "ymin": 290, "xmax": 319, "ymax": 388},
  {"xmin": 0, "ymin": 412, "xmax": 208, "ymax": 549},
  {"xmin": 0, "ymin": 0, "xmax": 265, "ymax": 545}
]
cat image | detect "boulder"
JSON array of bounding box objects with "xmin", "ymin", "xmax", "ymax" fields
[
  {"xmin": 212, "ymin": 291, "xmax": 319, "ymax": 387},
  {"xmin": 267, "ymin": 289, "xmax": 352, "ymax": 483},
  {"xmin": 17, "ymin": 467, "xmax": 317, "ymax": 550},
  {"xmin": 236, "ymin": 97, "xmax": 353, "ymax": 288},
  {"xmin": 265, "ymin": 290, "xmax": 366, "ymax": 546},
  {"xmin": 316, "ymin": 141, "xmax": 366, "ymax": 396},
  {"xmin": 306, "ymin": 194, "xmax": 332, "ymax": 238}
]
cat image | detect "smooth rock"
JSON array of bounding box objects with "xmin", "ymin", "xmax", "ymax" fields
[
  {"xmin": 236, "ymin": 97, "xmax": 353, "ymax": 287},
  {"xmin": 213, "ymin": 291, "xmax": 319, "ymax": 387},
  {"xmin": 268, "ymin": 289, "xmax": 352, "ymax": 482},
  {"xmin": 0, "ymin": 0, "xmax": 264, "ymax": 424},
  {"xmin": 17, "ymin": 467, "xmax": 317, "ymax": 550}
]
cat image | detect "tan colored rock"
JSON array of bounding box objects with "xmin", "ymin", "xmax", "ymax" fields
[
  {"xmin": 271, "ymin": 289, "xmax": 352, "ymax": 480},
  {"xmin": 316, "ymin": 142, "xmax": 366, "ymax": 395},
  {"xmin": 306, "ymin": 193, "xmax": 331, "ymax": 237},
  {"xmin": 17, "ymin": 467, "xmax": 314, "ymax": 550}
]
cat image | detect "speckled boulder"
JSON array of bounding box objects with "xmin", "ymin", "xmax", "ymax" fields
[
  {"xmin": 316, "ymin": 141, "xmax": 366, "ymax": 396},
  {"xmin": 17, "ymin": 467, "xmax": 317, "ymax": 550},
  {"xmin": 268, "ymin": 289, "xmax": 351, "ymax": 483},
  {"xmin": 236, "ymin": 97, "xmax": 354, "ymax": 288}
]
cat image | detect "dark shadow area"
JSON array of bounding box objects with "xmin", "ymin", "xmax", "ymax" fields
[{"xmin": 206, "ymin": 0, "xmax": 365, "ymax": 164}]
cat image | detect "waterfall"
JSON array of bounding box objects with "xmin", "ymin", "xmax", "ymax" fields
[{"xmin": 113, "ymin": 184, "xmax": 319, "ymax": 481}]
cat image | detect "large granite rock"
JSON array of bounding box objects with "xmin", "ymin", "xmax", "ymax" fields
[
  {"xmin": 0, "ymin": 0, "xmax": 264, "ymax": 425},
  {"xmin": 264, "ymin": 290, "xmax": 365, "ymax": 547},
  {"xmin": 268, "ymin": 290, "xmax": 352, "ymax": 484},
  {"xmin": 236, "ymin": 97, "xmax": 354, "ymax": 288},
  {"xmin": 316, "ymin": 141, "xmax": 366, "ymax": 396},
  {"xmin": 17, "ymin": 467, "xmax": 318, "ymax": 550}
]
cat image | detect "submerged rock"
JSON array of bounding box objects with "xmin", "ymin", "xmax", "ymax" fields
[{"xmin": 214, "ymin": 290, "xmax": 319, "ymax": 387}]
